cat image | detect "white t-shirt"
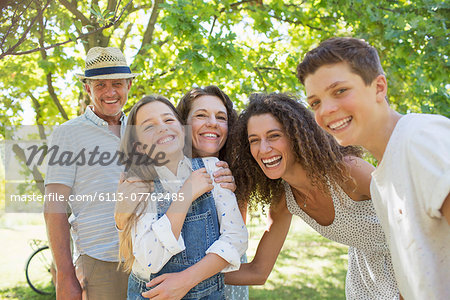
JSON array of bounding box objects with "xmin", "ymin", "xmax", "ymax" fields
[{"xmin": 370, "ymin": 113, "xmax": 450, "ymax": 300}]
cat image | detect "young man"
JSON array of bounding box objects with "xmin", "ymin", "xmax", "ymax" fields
[
  {"xmin": 297, "ymin": 37, "xmax": 449, "ymax": 300},
  {"xmin": 44, "ymin": 47, "xmax": 137, "ymax": 300}
]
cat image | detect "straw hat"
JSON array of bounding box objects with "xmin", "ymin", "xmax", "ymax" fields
[{"xmin": 77, "ymin": 47, "xmax": 139, "ymax": 82}]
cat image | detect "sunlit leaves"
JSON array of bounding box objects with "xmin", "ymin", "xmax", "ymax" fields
[{"xmin": 0, "ymin": 0, "xmax": 448, "ymax": 138}]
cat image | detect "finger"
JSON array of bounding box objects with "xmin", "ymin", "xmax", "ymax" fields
[
  {"xmin": 215, "ymin": 160, "xmax": 229, "ymax": 169},
  {"xmin": 141, "ymin": 288, "xmax": 157, "ymax": 299},
  {"xmin": 146, "ymin": 275, "xmax": 165, "ymax": 288},
  {"xmin": 213, "ymin": 168, "xmax": 232, "ymax": 178},
  {"xmin": 149, "ymin": 181, "xmax": 155, "ymax": 192},
  {"xmin": 197, "ymin": 168, "xmax": 207, "ymax": 173},
  {"xmin": 214, "ymin": 175, "xmax": 233, "ymax": 183},
  {"xmin": 220, "ymin": 182, "xmax": 237, "ymax": 192},
  {"xmin": 124, "ymin": 178, "xmax": 145, "ymax": 184},
  {"xmin": 119, "ymin": 172, "xmax": 126, "ymax": 184}
]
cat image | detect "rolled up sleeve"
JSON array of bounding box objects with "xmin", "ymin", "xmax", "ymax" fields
[
  {"xmin": 133, "ymin": 213, "xmax": 186, "ymax": 274},
  {"xmin": 203, "ymin": 158, "xmax": 248, "ymax": 272}
]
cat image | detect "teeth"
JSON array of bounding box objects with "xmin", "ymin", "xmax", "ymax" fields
[
  {"xmin": 262, "ymin": 156, "xmax": 281, "ymax": 164},
  {"xmin": 104, "ymin": 100, "xmax": 118, "ymax": 104},
  {"xmin": 158, "ymin": 136, "xmax": 174, "ymax": 144},
  {"xmin": 202, "ymin": 133, "xmax": 218, "ymax": 138},
  {"xmin": 329, "ymin": 117, "xmax": 352, "ymax": 130}
]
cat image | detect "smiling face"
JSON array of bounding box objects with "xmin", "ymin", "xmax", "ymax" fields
[
  {"xmin": 85, "ymin": 78, "xmax": 131, "ymax": 123},
  {"xmin": 135, "ymin": 101, "xmax": 185, "ymax": 163},
  {"xmin": 304, "ymin": 62, "xmax": 386, "ymax": 147},
  {"xmin": 247, "ymin": 113, "xmax": 297, "ymax": 180},
  {"xmin": 186, "ymin": 95, "xmax": 228, "ymax": 158}
]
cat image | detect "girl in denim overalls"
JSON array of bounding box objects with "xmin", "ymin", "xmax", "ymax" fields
[{"xmin": 116, "ymin": 96, "xmax": 247, "ymax": 300}]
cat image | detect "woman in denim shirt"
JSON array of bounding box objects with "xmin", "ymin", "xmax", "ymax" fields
[{"xmin": 116, "ymin": 95, "xmax": 247, "ymax": 299}]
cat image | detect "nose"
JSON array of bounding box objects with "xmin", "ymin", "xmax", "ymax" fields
[
  {"xmin": 319, "ymin": 98, "xmax": 338, "ymax": 116},
  {"xmin": 206, "ymin": 115, "xmax": 218, "ymax": 127},
  {"xmin": 105, "ymin": 83, "xmax": 117, "ymax": 97},
  {"xmin": 157, "ymin": 122, "xmax": 169, "ymax": 133},
  {"xmin": 260, "ymin": 139, "xmax": 272, "ymax": 153}
]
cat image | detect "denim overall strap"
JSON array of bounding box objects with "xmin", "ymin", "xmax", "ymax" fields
[{"xmin": 149, "ymin": 158, "xmax": 224, "ymax": 299}]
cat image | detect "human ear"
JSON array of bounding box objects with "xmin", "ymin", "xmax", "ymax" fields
[
  {"xmin": 85, "ymin": 82, "xmax": 92, "ymax": 97},
  {"xmin": 374, "ymin": 75, "xmax": 388, "ymax": 103}
]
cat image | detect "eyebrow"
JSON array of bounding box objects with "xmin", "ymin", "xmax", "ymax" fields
[
  {"xmin": 193, "ymin": 108, "xmax": 227, "ymax": 115},
  {"xmin": 248, "ymin": 129, "xmax": 282, "ymax": 138},
  {"xmin": 141, "ymin": 113, "xmax": 174, "ymax": 124},
  {"xmin": 307, "ymin": 80, "xmax": 347, "ymax": 101}
]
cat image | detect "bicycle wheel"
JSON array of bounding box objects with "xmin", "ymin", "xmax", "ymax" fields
[{"xmin": 25, "ymin": 246, "xmax": 55, "ymax": 295}]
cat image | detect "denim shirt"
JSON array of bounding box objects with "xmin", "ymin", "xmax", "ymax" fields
[{"xmin": 128, "ymin": 158, "xmax": 225, "ymax": 300}]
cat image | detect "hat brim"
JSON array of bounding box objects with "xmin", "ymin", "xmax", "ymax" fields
[{"xmin": 77, "ymin": 73, "xmax": 139, "ymax": 82}]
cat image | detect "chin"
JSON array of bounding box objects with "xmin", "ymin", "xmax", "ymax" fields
[
  {"xmin": 201, "ymin": 148, "xmax": 221, "ymax": 157},
  {"xmin": 261, "ymin": 169, "xmax": 282, "ymax": 180}
]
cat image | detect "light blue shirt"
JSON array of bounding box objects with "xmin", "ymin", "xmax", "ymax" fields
[{"xmin": 45, "ymin": 106, "xmax": 127, "ymax": 262}]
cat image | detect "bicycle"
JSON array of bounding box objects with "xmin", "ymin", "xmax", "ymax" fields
[{"xmin": 25, "ymin": 239, "xmax": 55, "ymax": 295}]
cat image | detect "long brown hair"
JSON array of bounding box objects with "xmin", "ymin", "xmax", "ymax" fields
[
  {"xmin": 118, "ymin": 95, "xmax": 184, "ymax": 272},
  {"xmin": 230, "ymin": 92, "xmax": 363, "ymax": 209},
  {"xmin": 176, "ymin": 85, "xmax": 237, "ymax": 161}
]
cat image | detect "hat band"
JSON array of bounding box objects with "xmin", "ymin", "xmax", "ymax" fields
[{"xmin": 85, "ymin": 66, "xmax": 131, "ymax": 77}]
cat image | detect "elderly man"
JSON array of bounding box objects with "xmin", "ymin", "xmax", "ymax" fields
[{"xmin": 44, "ymin": 47, "xmax": 137, "ymax": 300}]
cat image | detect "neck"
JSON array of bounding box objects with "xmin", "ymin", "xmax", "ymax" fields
[
  {"xmin": 192, "ymin": 149, "xmax": 219, "ymax": 159},
  {"xmin": 91, "ymin": 106, "xmax": 122, "ymax": 125},
  {"xmin": 365, "ymin": 108, "xmax": 402, "ymax": 161},
  {"xmin": 281, "ymin": 161, "xmax": 314, "ymax": 194},
  {"xmin": 164, "ymin": 152, "xmax": 185, "ymax": 176}
]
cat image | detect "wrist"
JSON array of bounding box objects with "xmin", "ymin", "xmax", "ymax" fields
[
  {"xmin": 56, "ymin": 265, "xmax": 77, "ymax": 279},
  {"xmin": 180, "ymin": 268, "xmax": 199, "ymax": 289},
  {"xmin": 179, "ymin": 185, "xmax": 195, "ymax": 204}
]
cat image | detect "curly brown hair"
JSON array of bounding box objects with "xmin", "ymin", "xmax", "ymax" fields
[
  {"xmin": 230, "ymin": 92, "xmax": 362, "ymax": 209},
  {"xmin": 176, "ymin": 85, "xmax": 237, "ymax": 161}
]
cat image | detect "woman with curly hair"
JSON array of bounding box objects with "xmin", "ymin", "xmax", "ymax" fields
[{"xmin": 225, "ymin": 93, "xmax": 399, "ymax": 299}]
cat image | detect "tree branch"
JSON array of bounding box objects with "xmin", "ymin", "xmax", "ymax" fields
[
  {"xmin": 37, "ymin": 10, "xmax": 69, "ymax": 120},
  {"xmin": 28, "ymin": 92, "xmax": 47, "ymax": 140},
  {"xmin": 136, "ymin": 0, "xmax": 163, "ymax": 57},
  {"xmin": 119, "ymin": 22, "xmax": 133, "ymax": 52},
  {"xmin": 229, "ymin": 0, "xmax": 262, "ymax": 10},
  {"xmin": 0, "ymin": 0, "xmax": 34, "ymax": 49},
  {"xmin": 257, "ymin": 66, "xmax": 281, "ymax": 71},
  {"xmin": 254, "ymin": 67, "xmax": 267, "ymax": 92},
  {"xmin": 1, "ymin": 0, "xmax": 133, "ymax": 58},
  {"xmin": 12, "ymin": 144, "xmax": 45, "ymax": 195},
  {"xmin": 269, "ymin": 13, "xmax": 324, "ymax": 31},
  {"xmin": 209, "ymin": 15, "xmax": 217, "ymax": 37},
  {"xmin": 58, "ymin": 0, "xmax": 90, "ymax": 24},
  {"xmin": 0, "ymin": 0, "xmax": 51, "ymax": 59}
]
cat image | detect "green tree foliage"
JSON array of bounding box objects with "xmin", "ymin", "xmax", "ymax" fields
[
  {"xmin": 1, "ymin": 0, "xmax": 448, "ymax": 133},
  {"xmin": 0, "ymin": 0, "xmax": 448, "ymax": 196}
]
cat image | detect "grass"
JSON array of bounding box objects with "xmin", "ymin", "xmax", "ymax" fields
[
  {"xmin": 247, "ymin": 216, "xmax": 348, "ymax": 299},
  {"xmin": 0, "ymin": 213, "xmax": 55, "ymax": 299},
  {"xmin": 0, "ymin": 212, "xmax": 348, "ymax": 299}
]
